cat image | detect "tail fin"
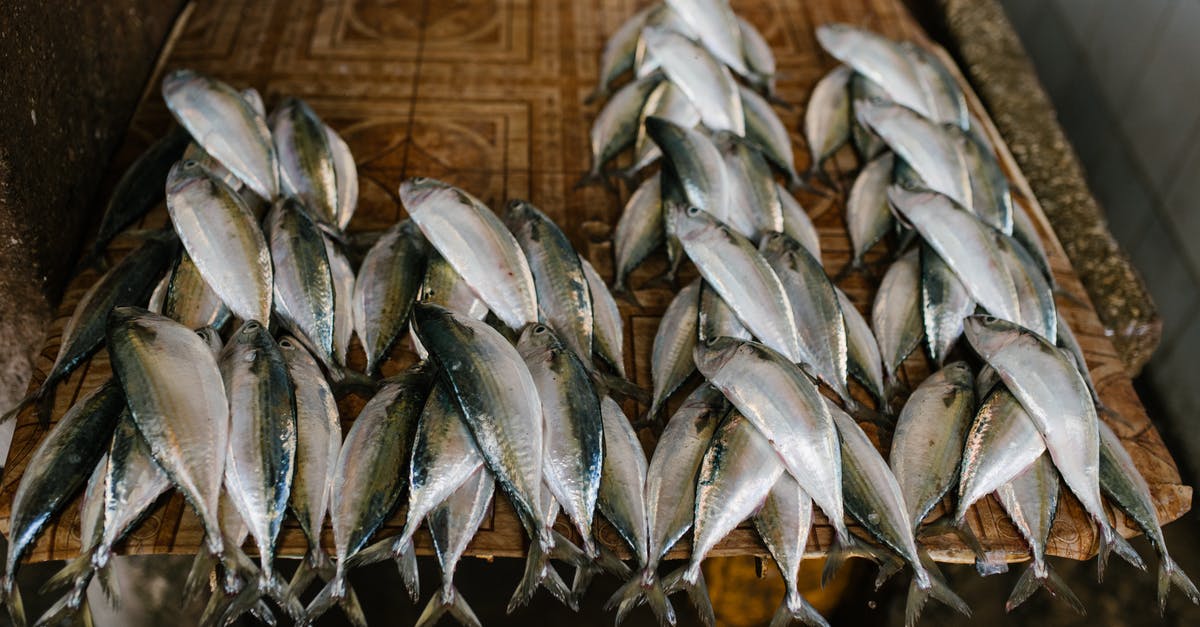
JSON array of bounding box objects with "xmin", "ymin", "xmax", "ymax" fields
[
  {"xmin": 0, "ymin": 394, "xmax": 34, "ymax": 426},
  {"xmin": 95, "ymin": 561, "xmax": 119, "ymax": 608},
  {"xmin": 184, "ymin": 550, "xmax": 218, "ymax": 600},
  {"xmin": 1097, "ymin": 524, "xmax": 1146, "ymax": 581},
  {"xmin": 393, "ymin": 537, "xmax": 420, "ymax": 602},
  {"xmin": 905, "ymin": 559, "xmax": 970, "ymax": 627},
  {"xmin": 415, "ymin": 586, "xmax": 482, "ymax": 627},
  {"xmin": 1005, "ymin": 562, "xmax": 1084, "ymax": 615},
  {"xmin": 1, "ymin": 575, "xmax": 28, "ymax": 627},
  {"xmin": 769, "ymin": 590, "xmax": 830, "ymax": 627},
  {"xmin": 39, "ymin": 554, "xmax": 93, "ymax": 597},
  {"xmin": 1159, "ymin": 556, "xmax": 1200, "ymax": 613},
  {"xmin": 288, "ymin": 551, "xmax": 318, "ymax": 598},
  {"xmin": 301, "ymin": 576, "xmax": 342, "ymax": 627},
  {"xmin": 308, "ymin": 549, "xmax": 368, "ymax": 627},
  {"xmin": 507, "ymin": 537, "xmax": 550, "ymax": 613},
  {"xmin": 590, "ymin": 369, "xmax": 651, "ymax": 406},
  {"xmin": 33, "ymin": 590, "xmax": 86, "ymax": 627},
  {"xmin": 606, "ymin": 568, "xmax": 677, "ymax": 626}
]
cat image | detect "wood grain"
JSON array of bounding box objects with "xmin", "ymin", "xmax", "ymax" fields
[{"xmin": 0, "ymin": 0, "xmax": 1188, "ymax": 569}]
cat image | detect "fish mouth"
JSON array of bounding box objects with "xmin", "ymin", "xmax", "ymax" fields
[{"xmin": 692, "ymin": 336, "xmax": 743, "ymax": 379}]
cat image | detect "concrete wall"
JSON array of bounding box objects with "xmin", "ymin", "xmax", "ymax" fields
[
  {"xmin": 0, "ymin": 0, "xmax": 186, "ymax": 453},
  {"xmin": 1002, "ymin": 0, "xmax": 1200, "ymax": 472}
]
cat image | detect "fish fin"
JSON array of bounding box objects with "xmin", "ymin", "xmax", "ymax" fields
[
  {"xmin": 420, "ymin": 586, "xmax": 482, "ymax": 627},
  {"xmin": 545, "ymin": 561, "xmax": 578, "ymax": 611},
  {"xmin": 680, "ymin": 567, "xmax": 715, "ymax": 627},
  {"xmin": 95, "ymin": 561, "xmax": 119, "ymax": 608},
  {"xmin": 643, "ymin": 575, "xmax": 677, "ymax": 627},
  {"xmin": 301, "ymin": 576, "xmax": 341, "ymax": 627},
  {"xmin": 603, "ymin": 573, "xmax": 642, "ymax": 613},
  {"xmin": 590, "ymin": 369, "xmax": 650, "ymax": 406},
  {"xmin": 184, "ymin": 549, "xmax": 218, "ymax": 600},
  {"xmin": 39, "ymin": 554, "xmax": 93, "ymax": 597},
  {"xmin": 1, "ymin": 575, "xmax": 28, "ymax": 627},
  {"xmin": 507, "ymin": 537, "xmax": 549, "ymax": 613},
  {"xmin": 310, "ymin": 550, "xmax": 369, "ymax": 627},
  {"xmin": 844, "ymin": 398, "xmax": 894, "ymax": 428},
  {"xmin": 393, "ymin": 537, "xmax": 420, "ymax": 603},
  {"xmin": 874, "ymin": 554, "xmax": 906, "ymax": 590},
  {"xmin": 550, "ymin": 530, "xmax": 590, "ymax": 566},
  {"xmin": 1159, "ymin": 555, "xmax": 1200, "ymax": 612},
  {"xmin": 263, "ymin": 572, "xmax": 306, "ymax": 621},
  {"xmin": 330, "ymin": 368, "xmax": 380, "ymax": 397},
  {"xmin": 288, "ymin": 551, "xmax": 318, "ymax": 597},
  {"xmin": 32, "ymin": 591, "xmax": 83, "ymax": 627},
  {"xmin": 570, "ymin": 562, "xmax": 598, "ymax": 609},
  {"xmin": 250, "ymin": 600, "xmax": 278, "ymax": 627},
  {"xmin": 1005, "ymin": 562, "xmax": 1085, "ymax": 615},
  {"xmin": 597, "ymin": 545, "xmax": 634, "ymax": 579},
  {"xmin": 820, "ymin": 539, "xmax": 850, "ymax": 587},
  {"xmin": 1097, "ymin": 524, "xmax": 1145, "ymax": 581},
  {"xmin": 1004, "ymin": 564, "xmax": 1039, "ymax": 612},
  {"xmin": 920, "ymin": 520, "xmax": 991, "ymax": 573},
  {"xmin": 0, "ymin": 393, "xmax": 35, "ymax": 425},
  {"xmin": 211, "ymin": 581, "xmax": 261, "ymax": 627},
  {"xmin": 769, "ymin": 593, "xmax": 830, "ymax": 627},
  {"xmin": 919, "ymin": 555, "xmax": 970, "ymax": 617},
  {"xmin": 1042, "ymin": 562, "xmax": 1086, "ymax": 615}
]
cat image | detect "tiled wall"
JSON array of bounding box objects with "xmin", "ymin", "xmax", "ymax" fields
[{"xmin": 1002, "ymin": 0, "xmax": 1200, "ymax": 467}]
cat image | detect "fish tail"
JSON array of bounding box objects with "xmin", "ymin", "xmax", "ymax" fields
[
  {"xmin": 0, "ymin": 393, "xmax": 35, "ymax": 425},
  {"xmin": 183, "ymin": 548, "xmax": 218, "ymax": 600},
  {"xmin": 643, "ymin": 574, "xmax": 677, "ymax": 626},
  {"xmin": 302, "ymin": 573, "xmax": 344, "ymax": 626},
  {"xmin": 31, "ymin": 590, "xmax": 83, "ymax": 627},
  {"xmin": 0, "ymin": 574, "xmax": 26, "ymax": 627},
  {"xmin": 1159, "ymin": 555, "xmax": 1200, "ymax": 612},
  {"xmin": 820, "ymin": 538, "xmax": 851, "ymax": 587},
  {"xmin": 590, "ymin": 368, "xmax": 650, "ymax": 406},
  {"xmin": 1097, "ymin": 523, "xmax": 1145, "ymax": 581},
  {"xmin": 287, "ymin": 549, "xmax": 318, "ymax": 598},
  {"xmin": 393, "ymin": 536, "xmax": 420, "ymax": 602},
  {"xmin": 507, "ymin": 536, "xmax": 550, "ymax": 613},
  {"xmin": 95, "ymin": 560, "xmax": 120, "ymax": 608},
  {"xmin": 264, "ymin": 570, "xmax": 306, "ymax": 621},
  {"xmin": 569, "ymin": 562, "xmax": 598, "ymax": 609},
  {"xmin": 1005, "ymin": 562, "xmax": 1085, "ymax": 615},
  {"xmin": 667, "ymin": 565, "xmax": 714, "ymax": 627},
  {"xmin": 39, "ymin": 552, "xmax": 94, "ymax": 597},
  {"xmin": 603, "ymin": 572, "xmax": 642, "ymax": 614},
  {"xmin": 610, "ymin": 280, "xmax": 644, "ymax": 309},
  {"xmin": 416, "ymin": 585, "xmax": 482, "ymax": 627},
  {"xmin": 769, "ymin": 589, "xmax": 830, "ymax": 627},
  {"xmin": 34, "ymin": 384, "xmax": 57, "ymax": 427}
]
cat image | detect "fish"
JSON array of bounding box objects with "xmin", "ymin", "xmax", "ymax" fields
[
  {"xmin": 165, "ymin": 158, "xmax": 274, "ymax": 323},
  {"xmin": 849, "ymin": 74, "xmax": 889, "ymax": 160},
  {"xmin": 106, "ymin": 307, "xmax": 228, "ymax": 557},
  {"xmin": 670, "ymin": 205, "xmax": 802, "ymax": 363},
  {"xmin": 827, "ymin": 401, "xmax": 970, "ymax": 625},
  {"xmin": 897, "ymin": 42, "xmax": 968, "ymax": 129},
  {"xmin": 1098, "ymin": 421, "xmax": 1199, "ymax": 610},
  {"xmin": 858, "ymin": 100, "xmax": 972, "ymax": 209},
  {"xmin": 416, "ymin": 465, "xmax": 496, "ymax": 627},
  {"xmin": 888, "ymin": 362, "xmax": 974, "ymax": 529},
  {"xmin": 687, "ymin": 411, "xmax": 786, "ymax": 590},
  {"xmin": 963, "ymin": 315, "xmax": 1144, "ymax": 573},
  {"xmin": 80, "ymin": 126, "xmax": 190, "ymax": 268},
  {"xmin": 871, "ymin": 248, "xmax": 923, "ymax": 384},
  {"xmin": 184, "ymin": 140, "xmax": 240, "ymax": 192},
  {"xmin": 625, "ymin": 80, "xmax": 702, "ymax": 179},
  {"xmin": 846, "ymin": 152, "xmax": 894, "ymax": 264},
  {"xmin": 778, "ymin": 184, "xmax": 822, "ymax": 263},
  {"xmin": 996, "ymin": 234, "xmax": 1057, "ymax": 342},
  {"xmin": 952, "ymin": 124, "xmax": 1013, "ymax": 234},
  {"xmin": 267, "ymin": 198, "xmax": 337, "ymax": 366},
  {"xmin": 737, "ymin": 16, "xmax": 777, "ymax": 95},
  {"xmin": 633, "ymin": 4, "xmax": 696, "ymax": 78},
  {"xmin": 753, "ymin": 474, "xmax": 829, "ymax": 627},
  {"xmin": 740, "ymin": 85, "xmax": 800, "ymax": 184},
  {"xmin": 162, "ymin": 69, "xmax": 279, "ymax": 201},
  {"xmin": 816, "ymin": 24, "xmax": 931, "ymax": 120},
  {"xmin": 647, "ymin": 279, "xmax": 700, "ymax": 420},
  {"xmin": 837, "ymin": 286, "xmax": 886, "ymax": 403},
  {"xmin": 7, "ymin": 234, "xmax": 175, "ymax": 425},
  {"xmin": 163, "ymin": 250, "xmax": 232, "ymax": 331},
  {"xmin": 612, "ymin": 173, "xmax": 664, "ymax": 293},
  {"xmin": 506, "ymin": 200, "xmax": 594, "ymax": 362},
  {"xmin": 324, "ymin": 124, "xmax": 359, "ymax": 230},
  {"xmin": 665, "ymin": 0, "xmax": 750, "ymax": 78},
  {"xmin": 760, "ymin": 232, "xmax": 850, "ymax": 401},
  {"xmin": 0, "ymin": 380, "xmax": 124, "ymax": 621},
  {"xmin": 1012, "ymin": 202, "xmax": 1053, "ymax": 282},
  {"xmin": 698, "ymin": 282, "xmax": 750, "ymax": 343},
  {"xmin": 996, "ymin": 454, "xmax": 1083, "ymax": 614},
  {"xmin": 412, "ymin": 304, "xmax": 553, "ymax": 551},
  {"xmin": 402, "ymin": 177, "xmax": 537, "ymax": 331},
  {"xmin": 804, "ymin": 65, "xmax": 852, "ymax": 177},
  {"xmin": 920, "ymin": 244, "xmax": 975, "ymax": 365},
  {"xmin": 517, "ymin": 324, "xmax": 604, "ymax": 556},
  {"xmin": 352, "ymin": 220, "xmax": 427, "ymax": 375},
  {"xmin": 586, "ymin": 74, "xmax": 665, "ymax": 179},
  {"xmin": 324, "ymin": 237, "xmax": 356, "ymax": 367},
  {"xmin": 955, "ymin": 387, "xmax": 1045, "ymax": 521},
  {"xmin": 642, "ymin": 27, "xmax": 744, "ymax": 134},
  {"xmin": 888, "ymin": 186, "xmax": 1020, "ymax": 322},
  {"xmin": 646, "ymin": 116, "xmax": 730, "ymax": 223},
  {"xmin": 717, "ymin": 133, "xmax": 784, "ymax": 239},
  {"xmin": 271, "ymin": 97, "xmax": 339, "ymax": 224},
  {"xmin": 693, "ymin": 337, "xmax": 848, "ymax": 544},
  {"xmin": 580, "ymin": 259, "xmax": 626, "ymax": 377},
  {"xmin": 590, "ymin": 6, "xmax": 654, "ymax": 100}
]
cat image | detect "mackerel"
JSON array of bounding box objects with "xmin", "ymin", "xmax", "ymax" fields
[
  {"xmin": 613, "ymin": 173, "xmax": 664, "ymax": 293},
  {"xmin": 858, "ymin": 100, "xmax": 972, "ymax": 209},
  {"xmin": 353, "ymin": 220, "xmax": 427, "ymax": 374},
  {"xmin": 581, "ymin": 258, "xmax": 627, "ymax": 377},
  {"xmin": 647, "ymin": 280, "xmax": 700, "ymax": 421},
  {"xmin": 920, "ymin": 244, "xmax": 975, "ymax": 365},
  {"xmin": 642, "ymin": 27, "xmax": 744, "ymax": 134},
  {"xmin": 271, "ymin": 97, "xmax": 339, "ymax": 224},
  {"xmin": 871, "ymin": 248, "xmax": 923, "ymax": 384},
  {"xmin": 267, "ymin": 198, "xmax": 336, "ymax": 365}
]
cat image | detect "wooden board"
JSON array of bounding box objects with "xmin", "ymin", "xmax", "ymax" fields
[{"xmin": 0, "ymin": 0, "xmax": 1189, "ymax": 568}]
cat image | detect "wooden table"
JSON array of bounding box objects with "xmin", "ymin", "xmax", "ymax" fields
[{"xmin": 0, "ymin": 0, "xmax": 1189, "ymax": 567}]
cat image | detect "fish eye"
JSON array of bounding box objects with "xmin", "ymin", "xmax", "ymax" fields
[
  {"xmin": 279, "ymin": 339, "xmax": 293, "ymax": 348},
  {"xmin": 243, "ymin": 321, "xmax": 259, "ymax": 333},
  {"xmin": 867, "ymin": 96, "xmax": 887, "ymax": 106},
  {"xmin": 183, "ymin": 159, "xmax": 198, "ymax": 168},
  {"xmin": 686, "ymin": 206, "xmax": 701, "ymax": 216},
  {"xmin": 704, "ymin": 336, "xmax": 720, "ymax": 347},
  {"xmin": 534, "ymin": 325, "xmax": 547, "ymax": 334}
]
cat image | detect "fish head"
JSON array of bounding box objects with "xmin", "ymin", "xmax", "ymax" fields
[
  {"xmin": 166, "ymin": 157, "xmax": 214, "ymax": 197},
  {"xmin": 195, "ymin": 326, "xmax": 224, "ymax": 355},
  {"xmin": 644, "ymin": 114, "xmax": 688, "ymax": 150},
  {"xmin": 666, "ymin": 203, "xmax": 717, "ymax": 244},
  {"xmin": 107, "ymin": 306, "xmax": 164, "ymax": 345},
  {"xmin": 693, "ymin": 336, "xmax": 746, "ymax": 379},
  {"xmin": 963, "ymin": 315, "xmax": 1022, "ymax": 361},
  {"xmin": 940, "ymin": 360, "xmax": 976, "ymax": 390},
  {"xmin": 814, "ymin": 23, "xmax": 860, "ymax": 57},
  {"xmin": 516, "ymin": 322, "xmax": 563, "ymax": 358},
  {"xmin": 161, "ymin": 68, "xmax": 203, "ymax": 100},
  {"xmin": 398, "ymin": 176, "xmax": 456, "ymax": 214},
  {"xmin": 758, "ymin": 231, "xmax": 804, "ymax": 261}
]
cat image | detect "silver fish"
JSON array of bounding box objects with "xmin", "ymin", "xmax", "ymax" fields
[
  {"xmin": 955, "ymin": 387, "xmax": 1045, "ymax": 521},
  {"xmin": 162, "ymin": 69, "xmax": 279, "ymax": 201},
  {"xmin": 871, "ymin": 248, "xmax": 923, "ymax": 383},
  {"xmin": 670, "ymin": 205, "xmax": 802, "ymax": 362},
  {"xmin": 665, "ymin": 0, "xmax": 750, "ymax": 78},
  {"xmin": 698, "ymin": 282, "xmax": 750, "ymax": 343},
  {"xmin": 897, "ymin": 42, "xmax": 968, "ymax": 128},
  {"xmin": 646, "ymin": 117, "xmax": 730, "ymax": 223},
  {"xmin": 718, "ymin": 134, "xmax": 784, "ymax": 239},
  {"xmin": 587, "ymin": 74, "xmax": 665, "ymax": 178},
  {"xmin": 267, "ymin": 198, "xmax": 336, "ymax": 365},
  {"xmin": 753, "ymin": 474, "xmax": 828, "ymax": 627},
  {"xmin": 920, "ymin": 244, "xmax": 975, "ymax": 365},
  {"xmin": 963, "ymin": 315, "xmax": 1142, "ymax": 569},
  {"xmin": 837, "ymin": 286, "xmax": 886, "ymax": 403},
  {"xmin": 420, "ymin": 252, "xmax": 489, "ymax": 320},
  {"xmin": 271, "ymin": 97, "xmax": 339, "ymax": 224},
  {"xmin": 1098, "ymin": 421, "xmax": 1199, "ymax": 609},
  {"xmin": 740, "ymin": 85, "xmax": 800, "ymax": 183},
  {"xmin": 412, "ymin": 304, "xmax": 552, "ymax": 550},
  {"xmin": 517, "ymin": 324, "xmax": 604, "ymax": 556},
  {"xmin": 219, "ymin": 320, "xmax": 297, "ymax": 580},
  {"xmin": 647, "ymin": 279, "xmax": 700, "ymax": 420},
  {"xmin": 761, "ymin": 232, "xmax": 850, "ymax": 401},
  {"xmin": 507, "ymin": 200, "xmax": 594, "ymax": 362},
  {"xmin": 592, "ymin": 6, "xmax": 654, "ymax": 99},
  {"xmin": 417, "ymin": 465, "xmax": 495, "ymax": 627},
  {"xmin": 737, "ymin": 16, "xmax": 776, "ymax": 94},
  {"xmin": 1012, "ymin": 202, "xmax": 1053, "ymax": 282},
  {"xmin": 694, "ymin": 338, "xmax": 848, "ymax": 544},
  {"xmin": 952, "ymin": 124, "xmax": 1012, "ymax": 234},
  {"xmin": 778, "ymin": 184, "xmax": 822, "ymax": 263},
  {"xmin": 107, "ymin": 307, "xmax": 228, "ymax": 557},
  {"xmin": 353, "ymin": 220, "xmax": 426, "ymax": 375},
  {"xmin": 816, "ymin": 24, "xmax": 931, "ymax": 120},
  {"xmin": 634, "ymin": 4, "xmax": 696, "ymax": 78},
  {"xmin": 849, "ymin": 74, "xmax": 889, "ymax": 160},
  {"xmin": 804, "ymin": 65, "xmax": 852, "ymax": 171},
  {"xmin": 163, "ymin": 250, "xmax": 232, "ymax": 331},
  {"xmin": 324, "ymin": 237, "xmax": 356, "ymax": 367},
  {"xmin": 858, "ymin": 100, "xmax": 972, "ymax": 209},
  {"xmin": 684, "ymin": 410, "xmax": 784, "ymax": 585},
  {"xmin": 889, "ymin": 362, "xmax": 974, "ymax": 529},
  {"xmin": 402, "ymin": 177, "xmax": 537, "ymax": 331},
  {"xmin": 166, "ymin": 159, "xmax": 273, "ymax": 323},
  {"xmin": 846, "ymin": 152, "xmax": 894, "ymax": 264},
  {"xmin": 324, "ymin": 124, "xmax": 359, "ymax": 230},
  {"xmin": 613, "ymin": 173, "xmax": 664, "ymax": 293},
  {"xmin": 642, "ymin": 27, "xmax": 744, "ymax": 134},
  {"xmin": 997, "ymin": 234, "xmax": 1057, "ymax": 342},
  {"xmin": 598, "ymin": 396, "xmax": 650, "ymax": 568},
  {"xmin": 1055, "ymin": 313, "xmax": 1100, "ymax": 405},
  {"xmin": 279, "ymin": 337, "xmax": 340, "ymax": 554},
  {"xmin": 627, "ymin": 80, "xmax": 701, "ymax": 178},
  {"xmin": 581, "ymin": 258, "xmax": 626, "ymax": 377},
  {"xmin": 889, "ymin": 186, "xmax": 1020, "ymax": 322}
]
